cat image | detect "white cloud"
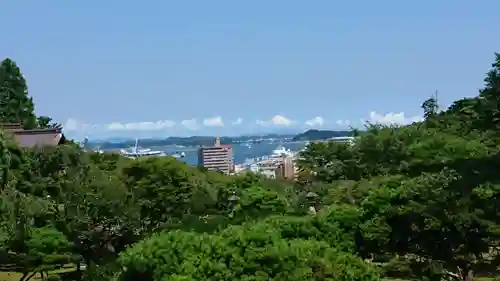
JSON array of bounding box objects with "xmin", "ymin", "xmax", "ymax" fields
[
  {"xmin": 106, "ymin": 123, "xmax": 123, "ymax": 130},
  {"xmin": 64, "ymin": 118, "xmax": 177, "ymax": 132},
  {"xmin": 107, "ymin": 120, "xmax": 176, "ymax": 131},
  {"xmin": 62, "ymin": 111, "xmax": 424, "ymax": 137},
  {"xmin": 64, "ymin": 118, "xmax": 99, "ymax": 131},
  {"xmin": 181, "ymin": 119, "xmax": 198, "ymax": 130},
  {"xmin": 232, "ymin": 118, "xmax": 243, "ymax": 125},
  {"xmin": 365, "ymin": 111, "xmax": 423, "ymax": 125},
  {"xmin": 257, "ymin": 115, "xmax": 293, "ymax": 126},
  {"xmin": 64, "ymin": 118, "xmax": 81, "ymax": 131},
  {"xmin": 255, "ymin": 120, "xmax": 266, "ymax": 126},
  {"xmin": 335, "ymin": 120, "xmax": 351, "ymax": 127},
  {"xmin": 272, "ymin": 115, "xmax": 292, "ymax": 126},
  {"xmin": 203, "ymin": 116, "xmax": 224, "ymax": 127},
  {"xmin": 305, "ymin": 116, "xmax": 324, "ymax": 127}
]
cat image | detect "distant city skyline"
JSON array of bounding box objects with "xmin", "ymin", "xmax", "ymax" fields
[{"xmin": 1, "ymin": 1, "xmax": 499, "ymax": 139}]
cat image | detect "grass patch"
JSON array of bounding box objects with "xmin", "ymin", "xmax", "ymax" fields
[
  {"xmin": 0, "ymin": 266, "xmax": 76, "ymax": 281},
  {"xmin": 382, "ymin": 277, "xmax": 494, "ymax": 281},
  {"xmin": 0, "ymin": 271, "xmax": 58, "ymax": 281},
  {"xmin": 0, "ymin": 272, "xmax": 23, "ymax": 281}
]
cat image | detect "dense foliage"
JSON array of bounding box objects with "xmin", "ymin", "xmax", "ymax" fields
[{"xmin": 0, "ymin": 53, "xmax": 500, "ymax": 281}]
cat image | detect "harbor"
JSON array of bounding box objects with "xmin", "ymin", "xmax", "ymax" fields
[
  {"xmin": 90, "ymin": 136, "xmax": 355, "ymax": 180},
  {"xmin": 234, "ymin": 145, "xmax": 298, "ymax": 178},
  {"xmin": 90, "ymin": 138, "xmax": 308, "ymax": 166}
]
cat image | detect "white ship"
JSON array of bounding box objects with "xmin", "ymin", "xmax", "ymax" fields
[
  {"xmin": 172, "ymin": 152, "xmax": 186, "ymax": 159},
  {"xmin": 234, "ymin": 145, "xmax": 296, "ymax": 177},
  {"xmin": 328, "ymin": 136, "xmax": 355, "ymax": 144},
  {"xmin": 270, "ymin": 145, "xmax": 294, "ymax": 157},
  {"xmin": 120, "ymin": 138, "xmax": 165, "ymax": 158}
]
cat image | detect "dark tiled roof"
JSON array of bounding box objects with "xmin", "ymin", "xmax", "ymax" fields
[
  {"xmin": 0, "ymin": 123, "xmax": 24, "ymax": 132},
  {"xmin": 1, "ymin": 123, "xmax": 64, "ymax": 148},
  {"xmin": 13, "ymin": 131, "xmax": 63, "ymax": 148},
  {"xmin": 13, "ymin": 128, "xmax": 61, "ymax": 135}
]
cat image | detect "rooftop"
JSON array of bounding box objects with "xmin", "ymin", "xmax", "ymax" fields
[
  {"xmin": 199, "ymin": 136, "xmax": 232, "ymax": 149},
  {"xmin": 0, "ymin": 123, "xmax": 65, "ymax": 148}
]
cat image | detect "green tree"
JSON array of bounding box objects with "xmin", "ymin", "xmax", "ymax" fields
[
  {"xmin": 0, "ymin": 58, "xmax": 37, "ymax": 129},
  {"xmin": 422, "ymin": 91, "xmax": 440, "ymax": 120},
  {"xmin": 297, "ymin": 141, "xmax": 363, "ymax": 183},
  {"xmin": 13, "ymin": 145, "xmax": 141, "ymax": 269},
  {"xmin": 474, "ymin": 53, "xmax": 500, "ymax": 135},
  {"xmin": 360, "ymin": 169, "xmax": 500, "ymax": 281},
  {"xmin": 0, "ymin": 132, "xmax": 24, "ymax": 191},
  {"xmin": 121, "ymin": 157, "xmax": 217, "ymax": 232},
  {"xmin": 36, "ymin": 116, "xmax": 61, "ymax": 129},
  {"xmin": 434, "ymin": 53, "xmax": 500, "ymax": 137},
  {"xmin": 0, "ymin": 189, "xmax": 75, "ymax": 280},
  {"xmin": 231, "ymin": 184, "xmax": 290, "ymax": 222},
  {"xmin": 52, "ymin": 164, "xmax": 141, "ymax": 268},
  {"xmin": 0, "ymin": 132, "xmax": 14, "ymax": 190},
  {"xmin": 117, "ymin": 225, "xmax": 379, "ymax": 281}
]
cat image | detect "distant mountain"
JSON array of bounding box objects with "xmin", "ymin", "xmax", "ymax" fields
[
  {"xmin": 88, "ymin": 133, "xmax": 296, "ymax": 150},
  {"xmin": 292, "ymin": 129, "xmax": 352, "ymax": 141},
  {"xmin": 87, "ymin": 129, "xmax": 350, "ymax": 150},
  {"xmin": 98, "ymin": 137, "xmax": 134, "ymax": 143},
  {"xmin": 252, "ymin": 128, "xmax": 302, "ymax": 136}
]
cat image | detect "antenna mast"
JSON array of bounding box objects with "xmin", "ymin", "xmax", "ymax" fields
[{"xmin": 434, "ymin": 90, "xmax": 440, "ymax": 112}]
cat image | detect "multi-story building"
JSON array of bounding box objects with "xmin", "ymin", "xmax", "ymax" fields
[
  {"xmin": 249, "ymin": 159, "xmax": 279, "ymax": 178},
  {"xmin": 275, "ymin": 155, "xmax": 296, "ymax": 180},
  {"xmin": 234, "ymin": 145, "xmax": 298, "ymax": 179},
  {"xmin": 198, "ymin": 137, "xmax": 233, "ymax": 174}
]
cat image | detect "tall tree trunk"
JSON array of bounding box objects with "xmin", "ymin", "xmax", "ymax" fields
[
  {"xmin": 463, "ymin": 269, "xmax": 473, "ymax": 281},
  {"xmin": 24, "ymin": 272, "xmax": 37, "ymax": 281},
  {"xmin": 19, "ymin": 272, "xmax": 27, "ymax": 281}
]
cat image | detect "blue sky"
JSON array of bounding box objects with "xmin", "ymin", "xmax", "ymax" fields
[{"xmin": 1, "ymin": 1, "xmax": 499, "ymax": 139}]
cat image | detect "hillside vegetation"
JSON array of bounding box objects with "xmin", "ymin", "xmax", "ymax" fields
[
  {"xmin": 0, "ymin": 53, "xmax": 499, "ymax": 281},
  {"xmin": 292, "ymin": 129, "xmax": 352, "ymax": 141}
]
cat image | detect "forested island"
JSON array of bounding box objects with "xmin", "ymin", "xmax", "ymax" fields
[
  {"xmin": 92, "ymin": 130, "xmax": 352, "ymax": 150},
  {"xmin": 92, "ymin": 133, "xmax": 298, "ymax": 150},
  {"xmin": 292, "ymin": 129, "xmax": 352, "ymax": 141},
  {"xmin": 1, "ymin": 53, "xmax": 500, "ymax": 281}
]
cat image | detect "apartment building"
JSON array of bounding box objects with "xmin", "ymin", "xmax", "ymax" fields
[
  {"xmin": 250, "ymin": 159, "xmax": 279, "ymax": 178},
  {"xmin": 198, "ymin": 137, "xmax": 233, "ymax": 174},
  {"xmin": 275, "ymin": 155, "xmax": 296, "ymax": 180}
]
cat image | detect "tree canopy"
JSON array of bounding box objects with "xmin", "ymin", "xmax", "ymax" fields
[{"xmin": 0, "ymin": 58, "xmax": 37, "ymax": 129}]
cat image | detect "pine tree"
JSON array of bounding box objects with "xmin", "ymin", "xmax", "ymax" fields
[
  {"xmin": 480, "ymin": 53, "xmax": 500, "ymax": 100},
  {"xmin": 421, "ymin": 91, "xmax": 440, "ymax": 120},
  {"xmin": 0, "ymin": 58, "xmax": 37, "ymax": 129}
]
